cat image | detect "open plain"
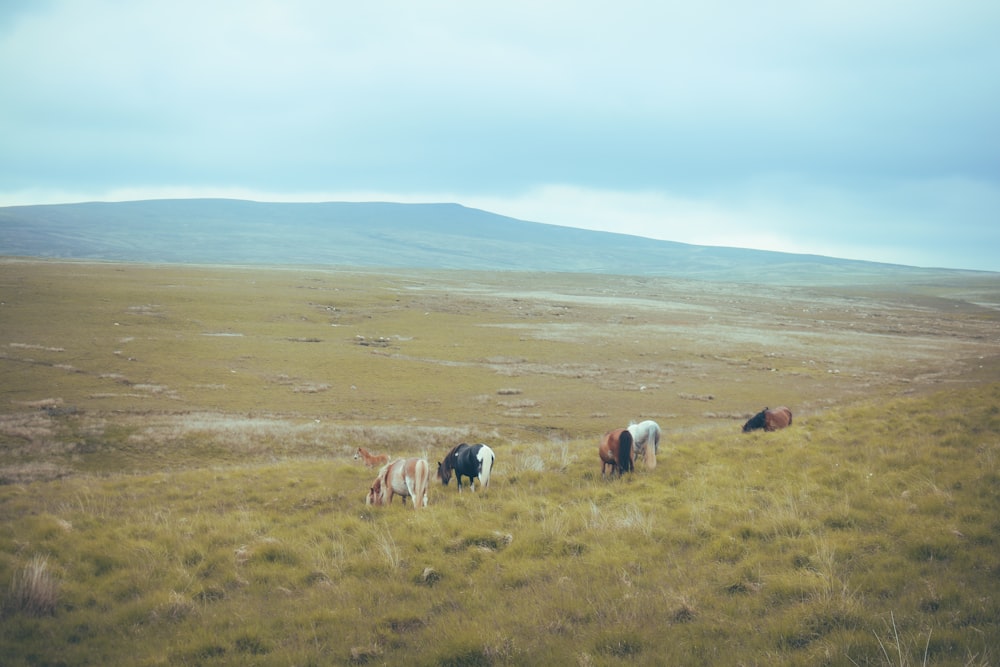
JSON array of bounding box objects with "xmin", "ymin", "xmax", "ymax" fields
[{"xmin": 2, "ymin": 259, "xmax": 999, "ymax": 665}]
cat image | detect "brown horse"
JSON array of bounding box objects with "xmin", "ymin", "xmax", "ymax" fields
[
  {"xmin": 742, "ymin": 406, "xmax": 793, "ymax": 432},
  {"xmin": 599, "ymin": 428, "xmax": 634, "ymax": 478},
  {"xmin": 366, "ymin": 458, "xmax": 430, "ymax": 509},
  {"xmin": 354, "ymin": 446, "xmax": 390, "ymax": 468}
]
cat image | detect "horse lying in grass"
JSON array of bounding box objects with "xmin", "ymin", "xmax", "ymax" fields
[
  {"xmin": 742, "ymin": 406, "xmax": 793, "ymax": 432},
  {"xmin": 599, "ymin": 428, "xmax": 633, "ymax": 478},
  {"xmin": 366, "ymin": 458, "xmax": 430, "ymax": 509},
  {"xmin": 437, "ymin": 443, "xmax": 495, "ymax": 492},
  {"xmin": 628, "ymin": 419, "xmax": 661, "ymax": 469},
  {"xmin": 354, "ymin": 446, "xmax": 389, "ymax": 468}
]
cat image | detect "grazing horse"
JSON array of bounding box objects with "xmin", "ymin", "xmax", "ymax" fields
[
  {"xmin": 742, "ymin": 406, "xmax": 793, "ymax": 432},
  {"xmin": 627, "ymin": 420, "xmax": 661, "ymax": 469},
  {"xmin": 437, "ymin": 443, "xmax": 495, "ymax": 492},
  {"xmin": 354, "ymin": 446, "xmax": 389, "ymax": 468},
  {"xmin": 366, "ymin": 458, "xmax": 429, "ymax": 509},
  {"xmin": 599, "ymin": 428, "xmax": 634, "ymax": 478}
]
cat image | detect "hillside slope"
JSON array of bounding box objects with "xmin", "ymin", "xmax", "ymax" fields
[{"xmin": 0, "ymin": 198, "xmax": 984, "ymax": 283}]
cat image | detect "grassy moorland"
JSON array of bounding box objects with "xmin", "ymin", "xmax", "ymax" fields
[{"xmin": 1, "ymin": 259, "xmax": 999, "ymax": 666}]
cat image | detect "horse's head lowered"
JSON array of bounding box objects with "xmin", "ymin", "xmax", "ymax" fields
[
  {"xmin": 742, "ymin": 409, "xmax": 768, "ymax": 432},
  {"xmin": 365, "ymin": 477, "xmax": 384, "ymax": 505},
  {"xmin": 436, "ymin": 460, "xmax": 452, "ymax": 486},
  {"xmin": 436, "ymin": 443, "xmax": 466, "ymax": 486}
]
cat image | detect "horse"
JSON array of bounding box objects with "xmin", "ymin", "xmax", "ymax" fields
[
  {"xmin": 599, "ymin": 428, "xmax": 634, "ymax": 478},
  {"xmin": 354, "ymin": 446, "xmax": 389, "ymax": 468},
  {"xmin": 627, "ymin": 420, "xmax": 661, "ymax": 469},
  {"xmin": 742, "ymin": 406, "xmax": 793, "ymax": 432},
  {"xmin": 365, "ymin": 458, "xmax": 430, "ymax": 509},
  {"xmin": 437, "ymin": 443, "xmax": 495, "ymax": 492}
]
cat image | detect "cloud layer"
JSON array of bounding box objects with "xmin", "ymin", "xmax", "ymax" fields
[{"xmin": 2, "ymin": 1, "xmax": 998, "ymax": 270}]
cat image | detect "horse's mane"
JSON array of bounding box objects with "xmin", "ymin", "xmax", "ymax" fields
[
  {"xmin": 618, "ymin": 430, "xmax": 633, "ymax": 473},
  {"xmin": 441, "ymin": 443, "xmax": 468, "ymax": 470},
  {"xmin": 375, "ymin": 459, "xmax": 397, "ymax": 478}
]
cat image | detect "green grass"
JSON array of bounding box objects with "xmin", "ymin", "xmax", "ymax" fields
[
  {"xmin": 1, "ymin": 387, "xmax": 997, "ymax": 665},
  {"xmin": 1, "ymin": 260, "xmax": 999, "ymax": 665}
]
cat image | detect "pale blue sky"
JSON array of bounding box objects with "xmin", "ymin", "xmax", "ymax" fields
[{"xmin": 2, "ymin": 1, "xmax": 998, "ymax": 270}]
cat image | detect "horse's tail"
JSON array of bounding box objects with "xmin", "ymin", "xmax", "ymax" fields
[
  {"xmin": 478, "ymin": 446, "xmax": 495, "ymax": 489},
  {"xmin": 618, "ymin": 430, "xmax": 633, "ymax": 473},
  {"xmin": 412, "ymin": 459, "xmax": 429, "ymax": 509},
  {"xmin": 646, "ymin": 423, "xmax": 660, "ymax": 469},
  {"xmin": 644, "ymin": 435, "xmax": 657, "ymax": 470}
]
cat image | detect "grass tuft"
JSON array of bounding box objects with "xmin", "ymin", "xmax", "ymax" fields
[{"xmin": 5, "ymin": 554, "xmax": 60, "ymax": 616}]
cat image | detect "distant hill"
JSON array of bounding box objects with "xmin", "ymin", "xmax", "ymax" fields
[{"xmin": 0, "ymin": 199, "xmax": 985, "ymax": 283}]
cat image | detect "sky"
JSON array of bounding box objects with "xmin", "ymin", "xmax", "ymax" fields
[{"xmin": 1, "ymin": 1, "xmax": 998, "ymax": 271}]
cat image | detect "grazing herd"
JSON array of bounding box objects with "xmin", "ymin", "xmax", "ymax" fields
[
  {"xmin": 597, "ymin": 419, "xmax": 663, "ymax": 479},
  {"xmin": 363, "ymin": 442, "xmax": 495, "ymax": 510},
  {"xmin": 362, "ymin": 407, "xmax": 792, "ymax": 507}
]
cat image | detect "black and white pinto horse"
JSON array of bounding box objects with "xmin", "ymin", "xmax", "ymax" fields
[{"xmin": 437, "ymin": 443, "xmax": 495, "ymax": 492}]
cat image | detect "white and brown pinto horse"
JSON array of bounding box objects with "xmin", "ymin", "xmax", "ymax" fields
[
  {"xmin": 366, "ymin": 458, "xmax": 430, "ymax": 509},
  {"xmin": 627, "ymin": 420, "xmax": 661, "ymax": 469},
  {"xmin": 742, "ymin": 406, "xmax": 793, "ymax": 432},
  {"xmin": 354, "ymin": 446, "xmax": 389, "ymax": 468}
]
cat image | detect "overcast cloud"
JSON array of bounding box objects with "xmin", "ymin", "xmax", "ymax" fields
[{"xmin": 1, "ymin": 1, "xmax": 998, "ymax": 270}]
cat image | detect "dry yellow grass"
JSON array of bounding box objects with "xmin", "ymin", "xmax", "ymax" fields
[{"xmin": 1, "ymin": 260, "xmax": 999, "ymax": 665}]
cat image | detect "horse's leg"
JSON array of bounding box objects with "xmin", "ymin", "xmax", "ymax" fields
[
  {"xmin": 409, "ymin": 471, "xmax": 427, "ymax": 509},
  {"xmin": 474, "ymin": 459, "xmax": 484, "ymax": 492}
]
